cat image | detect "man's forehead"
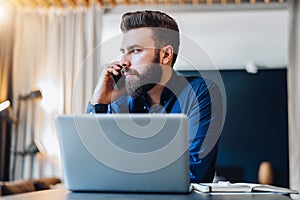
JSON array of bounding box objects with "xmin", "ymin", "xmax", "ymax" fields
[{"xmin": 121, "ymin": 27, "xmax": 155, "ymax": 49}]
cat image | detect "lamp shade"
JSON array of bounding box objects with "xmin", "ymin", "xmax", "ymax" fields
[
  {"xmin": 0, "ymin": 100, "xmax": 17, "ymax": 124},
  {"xmin": 0, "ymin": 100, "xmax": 10, "ymax": 112}
]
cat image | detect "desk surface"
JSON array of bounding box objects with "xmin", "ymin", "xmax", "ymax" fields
[{"xmin": 0, "ymin": 187, "xmax": 294, "ymax": 200}]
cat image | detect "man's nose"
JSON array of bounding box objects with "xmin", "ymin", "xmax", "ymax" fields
[{"xmin": 119, "ymin": 55, "xmax": 130, "ymax": 68}]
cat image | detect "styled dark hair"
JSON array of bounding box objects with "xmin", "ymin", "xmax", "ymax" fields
[{"xmin": 120, "ymin": 10, "xmax": 180, "ymax": 66}]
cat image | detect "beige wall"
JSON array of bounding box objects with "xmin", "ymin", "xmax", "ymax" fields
[{"xmin": 100, "ymin": 8, "xmax": 288, "ymax": 70}]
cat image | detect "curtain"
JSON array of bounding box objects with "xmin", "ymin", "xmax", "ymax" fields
[
  {"xmin": 12, "ymin": 5, "xmax": 102, "ymax": 180},
  {"xmin": 0, "ymin": 4, "xmax": 14, "ymax": 181},
  {"xmin": 288, "ymin": 0, "xmax": 300, "ymax": 195}
]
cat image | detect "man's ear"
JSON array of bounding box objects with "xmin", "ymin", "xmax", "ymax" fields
[{"xmin": 160, "ymin": 45, "xmax": 174, "ymax": 66}]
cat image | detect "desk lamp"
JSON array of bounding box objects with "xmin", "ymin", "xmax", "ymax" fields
[{"xmin": 11, "ymin": 89, "xmax": 42, "ymax": 180}]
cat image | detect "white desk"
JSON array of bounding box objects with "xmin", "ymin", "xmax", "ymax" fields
[{"xmin": 0, "ymin": 187, "xmax": 294, "ymax": 200}]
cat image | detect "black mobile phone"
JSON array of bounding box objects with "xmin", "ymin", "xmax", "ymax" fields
[{"xmin": 110, "ymin": 67, "xmax": 125, "ymax": 89}]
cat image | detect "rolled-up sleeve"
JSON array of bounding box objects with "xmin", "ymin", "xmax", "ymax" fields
[{"xmin": 86, "ymin": 102, "xmax": 109, "ymax": 114}]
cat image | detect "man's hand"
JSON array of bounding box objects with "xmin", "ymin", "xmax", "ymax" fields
[{"xmin": 91, "ymin": 63, "xmax": 126, "ymax": 105}]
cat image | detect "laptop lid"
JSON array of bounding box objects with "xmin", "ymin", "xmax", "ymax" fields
[{"xmin": 55, "ymin": 114, "xmax": 190, "ymax": 193}]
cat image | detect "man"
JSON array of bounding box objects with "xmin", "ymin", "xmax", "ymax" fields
[{"xmin": 87, "ymin": 10, "xmax": 223, "ymax": 183}]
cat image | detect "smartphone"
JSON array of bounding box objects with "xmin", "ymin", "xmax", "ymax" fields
[{"xmin": 110, "ymin": 66, "xmax": 125, "ymax": 89}]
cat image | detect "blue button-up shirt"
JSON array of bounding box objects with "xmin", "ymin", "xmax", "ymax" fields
[{"xmin": 87, "ymin": 71, "xmax": 222, "ymax": 183}]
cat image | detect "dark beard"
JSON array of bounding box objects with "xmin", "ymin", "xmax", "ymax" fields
[{"xmin": 126, "ymin": 63, "xmax": 162, "ymax": 98}]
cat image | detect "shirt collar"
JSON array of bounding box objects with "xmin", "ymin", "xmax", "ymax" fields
[
  {"xmin": 160, "ymin": 70, "xmax": 187, "ymax": 105},
  {"xmin": 128, "ymin": 69, "xmax": 187, "ymax": 111}
]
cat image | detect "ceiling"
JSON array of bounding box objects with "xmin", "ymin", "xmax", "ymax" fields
[{"xmin": 0, "ymin": 0, "xmax": 287, "ymax": 10}]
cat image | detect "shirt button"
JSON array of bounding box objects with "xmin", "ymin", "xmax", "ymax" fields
[{"xmin": 149, "ymin": 104, "xmax": 165, "ymax": 113}]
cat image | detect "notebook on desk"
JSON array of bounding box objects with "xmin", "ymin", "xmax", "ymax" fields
[{"xmin": 55, "ymin": 114, "xmax": 190, "ymax": 193}]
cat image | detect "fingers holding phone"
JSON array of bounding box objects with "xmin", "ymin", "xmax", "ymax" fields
[
  {"xmin": 110, "ymin": 66, "xmax": 126, "ymax": 90},
  {"xmin": 91, "ymin": 62, "xmax": 126, "ymax": 105},
  {"xmin": 105, "ymin": 62, "xmax": 126, "ymax": 89}
]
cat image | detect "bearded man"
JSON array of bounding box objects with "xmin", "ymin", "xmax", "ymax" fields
[{"xmin": 87, "ymin": 10, "xmax": 223, "ymax": 183}]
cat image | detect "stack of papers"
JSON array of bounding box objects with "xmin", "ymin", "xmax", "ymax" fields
[{"xmin": 191, "ymin": 181, "xmax": 299, "ymax": 194}]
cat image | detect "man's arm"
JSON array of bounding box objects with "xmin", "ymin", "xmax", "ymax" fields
[
  {"xmin": 187, "ymin": 78, "xmax": 224, "ymax": 183},
  {"xmin": 87, "ymin": 62, "xmax": 127, "ymax": 114}
]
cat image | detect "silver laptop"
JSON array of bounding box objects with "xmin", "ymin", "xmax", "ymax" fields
[{"xmin": 55, "ymin": 114, "xmax": 190, "ymax": 193}]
